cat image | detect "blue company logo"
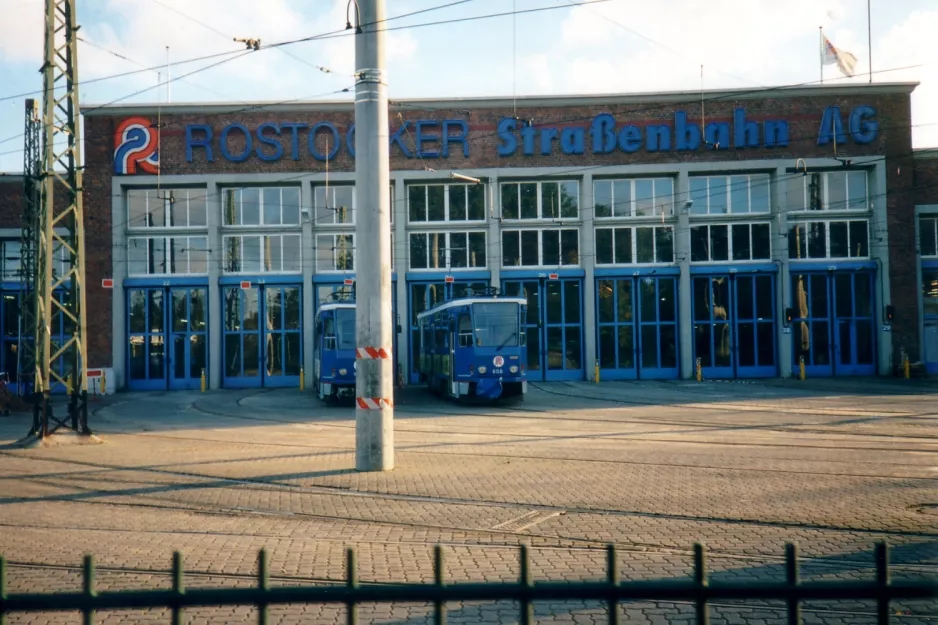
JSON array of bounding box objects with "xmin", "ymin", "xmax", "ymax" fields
[{"xmin": 184, "ymin": 105, "xmax": 878, "ymax": 163}]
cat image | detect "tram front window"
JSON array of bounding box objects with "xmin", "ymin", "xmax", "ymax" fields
[
  {"xmin": 473, "ymin": 303, "xmax": 519, "ymax": 348},
  {"xmin": 335, "ymin": 309, "xmax": 356, "ymax": 350}
]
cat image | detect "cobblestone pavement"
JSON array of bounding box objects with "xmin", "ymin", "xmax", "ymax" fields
[{"xmin": 0, "ymin": 378, "xmax": 936, "ymax": 624}]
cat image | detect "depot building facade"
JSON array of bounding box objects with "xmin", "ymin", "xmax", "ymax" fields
[{"xmin": 3, "ymin": 81, "xmax": 937, "ymax": 391}]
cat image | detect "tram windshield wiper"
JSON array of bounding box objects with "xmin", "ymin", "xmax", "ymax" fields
[{"xmin": 496, "ymin": 332, "xmax": 517, "ymax": 351}]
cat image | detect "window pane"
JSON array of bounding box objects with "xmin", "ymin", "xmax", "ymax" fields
[
  {"xmin": 446, "ymin": 186, "xmax": 466, "ymax": 221},
  {"xmin": 808, "ymin": 222, "xmax": 826, "ymax": 258},
  {"xmin": 501, "ymin": 184, "xmax": 518, "ymax": 220},
  {"xmin": 709, "ymin": 177, "xmax": 727, "ymax": 214},
  {"xmin": 730, "ymin": 175, "xmax": 749, "ymax": 213},
  {"xmin": 636, "ymin": 228, "xmax": 654, "ymax": 263},
  {"xmin": 467, "ymin": 184, "xmax": 485, "ymax": 220},
  {"xmin": 503, "ymin": 231, "xmax": 520, "ymax": 266},
  {"xmin": 614, "ymin": 228, "xmax": 631, "ymax": 264},
  {"xmin": 149, "ymin": 237, "xmax": 166, "ymax": 273},
  {"xmin": 189, "ymin": 237, "xmax": 208, "ymax": 274},
  {"xmin": 468, "ymin": 232, "xmax": 485, "ymax": 267},
  {"xmin": 127, "ymin": 190, "xmax": 149, "ymax": 228},
  {"xmin": 170, "ymin": 237, "xmax": 187, "ymax": 273},
  {"xmin": 450, "ymin": 232, "xmax": 467, "ymax": 268},
  {"xmin": 596, "ymin": 229, "xmax": 613, "ymax": 264},
  {"xmin": 655, "ymin": 227, "xmax": 674, "ymax": 262},
  {"xmin": 710, "ymin": 225, "xmax": 729, "ymax": 261},
  {"xmin": 170, "ymin": 191, "xmax": 187, "ymax": 227},
  {"xmin": 598, "ymin": 280, "xmax": 614, "ymax": 322},
  {"xmin": 316, "ymin": 235, "xmax": 333, "ymax": 271},
  {"xmin": 691, "ymin": 226, "xmax": 708, "ymax": 262},
  {"xmin": 282, "ymin": 187, "xmax": 300, "ymax": 225},
  {"xmin": 265, "ymin": 235, "xmax": 282, "ymax": 271},
  {"xmin": 849, "ymin": 221, "xmax": 869, "ymax": 257},
  {"xmin": 409, "ymin": 233, "xmax": 427, "ymax": 269},
  {"xmin": 336, "ymin": 234, "xmax": 354, "ymax": 270},
  {"xmin": 189, "ymin": 190, "xmax": 207, "ymax": 227},
  {"xmin": 521, "ymin": 231, "xmax": 539, "ymax": 265},
  {"xmin": 561, "ymin": 229, "xmax": 578, "ymax": 265},
  {"xmin": 263, "ymin": 188, "xmax": 281, "ymax": 224},
  {"xmin": 427, "ymin": 232, "xmax": 444, "ymax": 268},
  {"xmin": 128, "ymin": 238, "xmax": 148, "ymax": 275},
  {"xmin": 789, "ymin": 224, "xmax": 806, "ymax": 260},
  {"xmin": 543, "ymin": 229, "xmax": 560, "ymax": 265},
  {"xmin": 923, "ymin": 272, "xmax": 938, "ymax": 316},
  {"xmin": 148, "ymin": 191, "xmax": 165, "ymax": 227},
  {"xmin": 241, "ymin": 188, "xmax": 260, "ymax": 225},
  {"xmin": 634, "ymin": 179, "xmax": 654, "ymax": 217},
  {"xmin": 825, "ymin": 171, "xmax": 846, "ymax": 210},
  {"xmin": 242, "ymin": 235, "xmax": 261, "ymax": 272},
  {"xmin": 427, "ymin": 185, "xmax": 445, "ymax": 221},
  {"xmin": 689, "ymin": 177, "xmax": 708, "ymax": 215},
  {"xmin": 655, "ymin": 178, "xmax": 673, "ymax": 215},
  {"xmin": 751, "ymin": 174, "xmax": 770, "ymax": 213},
  {"xmin": 594, "ymin": 181, "xmax": 612, "ymax": 218},
  {"xmin": 560, "ymin": 181, "xmax": 578, "ymax": 218},
  {"xmin": 829, "ymin": 221, "xmax": 848, "ymax": 258},
  {"xmin": 612, "ymin": 180, "xmax": 631, "ymax": 217},
  {"xmin": 225, "ymin": 236, "xmax": 241, "ymax": 272},
  {"xmin": 520, "ymin": 183, "xmax": 537, "ymax": 219},
  {"xmin": 847, "ymin": 171, "xmax": 867, "ymax": 209},
  {"xmin": 282, "ymin": 234, "xmax": 301, "ymax": 272},
  {"xmin": 409, "ymin": 186, "xmax": 426, "ymax": 221},
  {"xmin": 542, "ymin": 183, "xmax": 559, "ymax": 219},
  {"xmin": 921, "ymin": 219, "xmax": 937, "ymax": 256},
  {"xmin": 334, "ymin": 186, "xmax": 354, "ymax": 224},
  {"xmin": 732, "ymin": 224, "xmax": 751, "ymax": 260},
  {"xmin": 751, "ymin": 224, "xmax": 771, "ymax": 260}
]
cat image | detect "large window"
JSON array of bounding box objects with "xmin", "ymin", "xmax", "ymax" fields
[
  {"xmin": 316, "ymin": 234, "xmax": 355, "ymax": 272},
  {"xmin": 802, "ymin": 170, "xmax": 868, "ymax": 211},
  {"xmin": 128, "ymin": 236, "xmax": 209, "ymax": 275},
  {"xmin": 313, "ymin": 183, "xmax": 395, "ymax": 225},
  {"xmin": 127, "ymin": 188, "xmax": 207, "ymax": 229},
  {"xmin": 409, "ymin": 232, "xmax": 486, "ymax": 270},
  {"xmin": 595, "ymin": 226, "xmax": 674, "ymax": 264},
  {"xmin": 690, "ymin": 223, "xmax": 771, "ymax": 262},
  {"xmin": 501, "ymin": 181, "xmax": 579, "ymax": 220},
  {"xmin": 408, "ymin": 183, "xmax": 485, "ymax": 223},
  {"xmin": 502, "ymin": 229, "xmax": 579, "ymax": 267},
  {"xmin": 920, "ymin": 217, "xmax": 938, "ymax": 257},
  {"xmin": 788, "ymin": 220, "xmax": 869, "ymax": 260},
  {"xmin": 223, "ymin": 187, "xmax": 301, "ymax": 226},
  {"xmin": 594, "ymin": 177, "xmax": 674, "ymax": 218},
  {"xmin": 1, "ymin": 240, "xmax": 22, "ymax": 280},
  {"xmin": 223, "ymin": 234, "xmax": 301, "ymax": 273},
  {"xmin": 689, "ymin": 174, "xmax": 770, "ymax": 215}
]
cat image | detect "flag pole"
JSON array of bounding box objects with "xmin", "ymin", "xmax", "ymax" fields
[
  {"xmin": 867, "ymin": 0, "xmax": 872, "ymax": 82},
  {"xmin": 819, "ymin": 26, "xmax": 823, "ymax": 84}
]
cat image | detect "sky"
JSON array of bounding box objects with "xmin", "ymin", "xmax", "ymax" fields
[{"xmin": 0, "ymin": 0, "xmax": 936, "ymax": 172}]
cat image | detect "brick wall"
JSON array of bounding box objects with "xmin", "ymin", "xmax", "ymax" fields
[{"xmin": 914, "ymin": 153, "xmax": 938, "ymax": 206}]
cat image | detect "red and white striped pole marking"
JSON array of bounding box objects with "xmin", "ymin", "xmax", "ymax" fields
[{"xmin": 356, "ymin": 345, "xmax": 393, "ymax": 409}]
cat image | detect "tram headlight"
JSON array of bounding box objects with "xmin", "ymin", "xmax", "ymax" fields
[
  {"xmin": 509, "ymin": 365, "xmax": 519, "ymax": 374},
  {"xmin": 339, "ymin": 368, "xmax": 348, "ymax": 375},
  {"xmin": 477, "ymin": 366, "xmax": 487, "ymax": 374}
]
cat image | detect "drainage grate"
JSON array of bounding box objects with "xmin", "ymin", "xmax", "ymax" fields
[{"xmin": 492, "ymin": 509, "xmax": 564, "ymax": 532}]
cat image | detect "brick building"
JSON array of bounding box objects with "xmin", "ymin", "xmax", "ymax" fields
[{"xmin": 1, "ymin": 80, "xmax": 936, "ymax": 391}]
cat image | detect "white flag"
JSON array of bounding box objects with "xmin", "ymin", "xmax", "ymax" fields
[{"xmin": 821, "ymin": 35, "xmax": 858, "ymax": 77}]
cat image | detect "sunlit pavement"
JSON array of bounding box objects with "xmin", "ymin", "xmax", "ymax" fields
[{"xmin": 1, "ymin": 378, "xmax": 936, "ymax": 624}]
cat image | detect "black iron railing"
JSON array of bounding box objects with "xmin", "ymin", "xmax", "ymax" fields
[{"xmin": 1, "ymin": 542, "xmax": 935, "ymax": 624}]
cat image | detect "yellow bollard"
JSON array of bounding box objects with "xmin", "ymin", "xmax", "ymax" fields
[
  {"xmin": 201, "ymin": 368, "xmax": 206, "ymax": 392},
  {"xmin": 594, "ymin": 360, "xmax": 600, "ymax": 384},
  {"xmin": 66, "ymin": 373, "xmax": 72, "ymax": 395},
  {"xmin": 300, "ymin": 367, "xmax": 305, "ymax": 391},
  {"xmin": 799, "ymin": 356, "xmax": 806, "ymax": 381},
  {"xmin": 902, "ymin": 349, "xmax": 910, "ymax": 379},
  {"xmin": 100, "ymin": 369, "xmax": 106, "ymax": 395},
  {"xmin": 695, "ymin": 357, "xmax": 702, "ymax": 382}
]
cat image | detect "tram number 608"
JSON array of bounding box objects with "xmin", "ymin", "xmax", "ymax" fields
[{"xmin": 492, "ymin": 368, "xmax": 503, "ymax": 375}]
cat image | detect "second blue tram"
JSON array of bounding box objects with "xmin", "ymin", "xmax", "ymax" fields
[
  {"xmin": 416, "ymin": 293, "xmax": 528, "ymax": 400},
  {"xmin": 312, "ymin": 301, "xmax": 358, "ymax": 402}
]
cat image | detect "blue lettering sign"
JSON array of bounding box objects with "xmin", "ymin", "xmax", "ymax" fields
[
  {"xmin": 255, "ymin": 122, "xmax": 283, "ymax": 162},
  {"xmin": 496, "ymin": 118, "xmax": 517, "ymax": 156},
  {"xmin": 849, "ymin": 105, "xmax": 878, "ymax": 144},
  {"xmin": 186, "ymin": 124, "xmax": 214, "ymax": 162},
  {"xmin": 441, "ymin": 120, "xmax": 469, "ymax": 157},
  {"xmin": 308, "ymin": 122, "xmax": 340, "ymax": 161},
  {"xmin": 389, "ymin": 122, "xmax": 412, "ymax": 158},
  {"xmin": 280, "ymin": 122, "xmax": 308, "ymax": 160},
  {"xmin": 618, "ymin": 125, "xmax": 642, "ymax": 153},
  {"xmin": 591, "ymin": 114, "xmax": 616, "ymax": 154},
  {"xmin": 561, "ymin": 127, "xmax": 584, "ymax": 155},
  {"xmin": 415, "ymin": 120, "xmax": 441, "ymax": 158},
  {"xmin": 705, "ymin": 122, "xmax": 729, "ymax": 149},
  {"xmin": 817, "ymin": 106, "xmax": 847, "ymax": 146},
  {"xmin": 675, "ymin": 112, "xmax": 700, "ymax": 151},
  {"xmin": 540, "ymin": 127, "xmax": 558, "ymax": 155},
  {"xmin": 220, "ymin": 123, "xmax": 252, "ymax": 162}
]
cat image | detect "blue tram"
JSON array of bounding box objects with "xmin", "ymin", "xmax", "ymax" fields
[
  {"xmin": 312, "ymin": 300, "xmax": 358, "ymax": 401},
  {"xmin": 416, "ymin": 291, "xmax": 528, "ymax": 400}
]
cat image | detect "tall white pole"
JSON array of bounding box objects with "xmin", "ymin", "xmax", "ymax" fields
[{"xmin": 354, "ymin": 0, "xmax": 394, "ymax": 471}]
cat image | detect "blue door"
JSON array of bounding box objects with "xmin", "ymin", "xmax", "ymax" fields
[
  {"xmin": 596, "ymin": 276, "xmax": 679, "ymax": 380},
  {"xmin": 223, "ymin": 284, "xmax": 302, "ymax": 388},
  {"xmin": 408, "ymin": 280, "xmax": 488, "ymax": 384},
  {"xmin": 128, "ymin": 286, "xmax": 208, "ymax": 391},
  {"xmin": 790, "ymin": 271, "xmax": 875, "ymax": 376},
  {"xmin": 503, "ymin": 278, "xmax": 584, "ymax": 382},
  {"xmin": 693, "ymin": 273, "xmax": 777, "ymax": 379}
]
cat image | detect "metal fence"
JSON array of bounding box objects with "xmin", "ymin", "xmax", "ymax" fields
[{"xmin": 1, "ymin": 542, "xmax": 935, "ymax": 625}]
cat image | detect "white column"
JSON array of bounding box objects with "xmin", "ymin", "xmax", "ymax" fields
[
  {"xmin": 774, "ymin": 166, "xmax": 792, "ymax": 378},
  {"xmin": 393, "ymin": 175, "xmax": 408, "ymax": 384},
  {"xmin": 111, "ymin": 183, "xmax": 126, "ymax": 389},
  {"xmin": 870, "ymin": 160, "xmax": 892, "ymax": 375},
  {"xmin": 676, "ymin": 171, "xmax": 693, "ymax": 379},
  {"xmin": 302, "ymin": 180, "xmax": 315, "ymax": 382},
  {"xmin": 581, "ymin": 173, "xmax": 596, "ymax": 381},
  {"xmin": 487, "ymin": 177, "xmax": 501, "ymax": 289},
  {"xmin": 206, "ymin": 181, "xmax": 222, "ymax": 390}
]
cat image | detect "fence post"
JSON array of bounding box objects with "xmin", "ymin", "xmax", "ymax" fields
[
  {"xmin": 876, "ymin": 542, "xmax": 891, "ymax": 625},
  {"xmin": 434, "ymin": 545, "xmax": 446, "ymax": 625},
  {"xmin": 1, "ymin": 555, "xmax": 7, "ymax": 625},
  {"xmin": 607, "ymin": 544, "xmax": 620, "ymax": 625},
  {"xmin": 694, "ymin": 544, "xmax": 710, "ymax": 625},
  {"xmin": 785, "ymin": 543, "xmax": 801, "ymax": 624},
  {"xmin": 257, "ymin": 549, "xmax": 269, "ymax": 625},
  {"xmin": 519, "ymin": 544, "xmax": 533, "ymax": 625},
  {"xmin": 347, "ymin": 548, "xmax": 358, "ymax": 625},
  {"xmin": 83, "ymin": 554, "xmax": 96, "ymax": 625},
  {"xmin": 172, "ymin": 552, "xmax": 185, "ymax": 625}
]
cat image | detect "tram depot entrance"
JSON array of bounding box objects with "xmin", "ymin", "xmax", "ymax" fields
[
  {"xmin": 790, "ymin": 271, "xmax": 876, "ymax": 377},
  {"xmin": 692, "ymin": 273, "xmax": 777, "ymax": 379},
  {"xmin": 502, "ymin": 277, "xmax": 584, "ymax": 382},
  {"xmin": 222, "ymin": 284, "xmax": 302, "ymax": 388},
  {"xmin": 127, "ymin": 286, "xmax": 208, "ymax": 391},
  {"xmin": 596, "ymin": 276, "xmax": 679, "ymax": 380}
]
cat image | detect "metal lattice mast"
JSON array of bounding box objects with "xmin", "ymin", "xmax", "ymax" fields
[
  {"xmin": 32, "ymin": 0, "xmax": 90, "ymax": 437},
  {"xmin": 18, "ymin": 99, "xmax": 41, "ymax": 399}
]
